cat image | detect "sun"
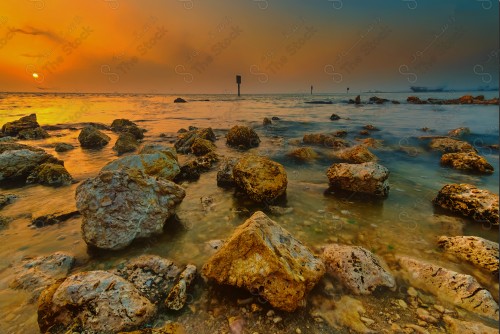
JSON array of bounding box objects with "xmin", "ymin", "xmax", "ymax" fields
[{"xmin": 32, "ymin": 73, "xmax": 39, "ymax": 79}]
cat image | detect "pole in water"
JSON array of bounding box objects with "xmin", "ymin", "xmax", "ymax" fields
[
  {"xmin": 311, "ymin": 85, "xmax": 313, "ymax": 95},
  {"xmin": 236, "ymin": 75, "xmax": 242, "ymax": 97},
  {"xmin": 347, "ymin": 87, "xmax": 350, "ymax": 94}
]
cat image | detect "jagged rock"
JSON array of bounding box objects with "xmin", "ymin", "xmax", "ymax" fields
[
  {"xmin": 26, "ymin": 163, "xmax": 72, "ymax": 186},
  {"xmin": 202, "ymin": 211, "xmax": 325, "ymax": 312},
  {"xmin": 174, "ymin": 97, "xmax": 187, "ymax": 103},
  {"xmin": 334, "ymin": 145, "xmax": 376, "ymax": 164},
  {"xmin": 113, "ymin": 132, "xmax": 139, "ymax": 155},
  {"xmin": 263, "ymin": 117, "xmax": 272, "ymax": 126},
  {"xmin": 111, "ymin": 119, "xmax": 145, "ymax": 140},
  {"xmin": 287, "ymin": 147, "xmax": 318, "ymax": 162},
  {"xmin": 10, "ymin": 252, "xmax": 74, "ymax": 300},
  {"xmin": 76, "ymin": 169, "xmax": 185, "ymax": 250},
  {"xmin": 164, "ymin": 264, "xmax": 197, "ymax": 310},
  {"xmin": 397, "ymin": 256, "xmax": 499, "ymax": 320},
  {"xmin": 441, "ymin": 152, "xmax": 494, "ymax": 174},
  {"xmin": 191, "ymin": 138, "xmax": 216, "ymax": 156},
  {"xmin": 175, "ymin": 152, "xmax": 219, "ymax": 182},
  {"xmin": 54, "ymin": 143, "xmax": 74, "ymax": 152},
  {"xmin": 429, "ymin": 138, "xmax": 476, "ymax": 153},
  {"xmin": 438, "ymin": 236, "xmax": 499, "ymax": 275},
  {"xmin": 217, "ymin": 157, "xmax": 238, "ymax": 188},
  {"xmin": 38, "ymin": 271, "xmax": 155, "ymax": 333},
  {"xmin": 0, "ymin": 193, "xmax": 17, "ymax": 209},
  {"xmin": 233, "ymin": 155, "xmax": 287, "ymax": 203},
  {"xmin": 226, "ymin": 126, "xmax": 260, "ymax": 149},
  {"xmin": 18, "ymin": 127, "xmax": 50, "ymax": 140},
  {"xmin": 174, "ymin": 128, "xmax": 216, "ymax": 154},
  {"xmin": 118, "ymin": 322, "xmax": 186, "ymax": 334},
  {"xmin": 443, "ymin": 315, "xmax": 498, "ymax": 334},
  {"xmin": 433, "ymin": 184, "xmax": 498, "ymax": 226},
  {"xmin": 322, "ymin": 244, "xmax": 395, "ymax": 294},
  {"xmin": 330, "ymin": 114, "xmax": 341, "ymax": 121},
  {"xmin": 78, "ymin": 126, "xmax": 111, "ymax": 149},
  {"xmin": 32, "ymin": 211, "xmax": 80, "ymax": 228},
  {"xmin": 327, "ymin": 162, "xmax": 390, "ymax": 197},
  {"xmin": 303, "ymin": 133, "xmax": 349, "ymax": 149},
  {"xmin": 2, "ymin": 114, "xmax": 40, "ymax": 136},
  {"xmin": 448, "ymin": 127, "xmax": 470, "ymax": 137}
]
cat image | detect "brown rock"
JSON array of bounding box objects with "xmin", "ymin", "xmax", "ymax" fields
[
  {"xmin": 327, "ymin": 162, "xmax": 390, "ymax": 197},
  {"xmin": 226, "ymin": 125, "xmax": 260, "ymax": 149},
  {"xmin": 2, "ymin": 114, "xmax": 40, "ymax": 136},
  {"xmin": 113, "ymin": 132, "xmax": 139, "ymax": 155},
  {"xmin": 447, "ymin": 127, "xmax": 470, "ymax": 137},
  {"xmin": 443, "ymin": 315, "xmax": 498, "ymax": 334},
  {"xmin": 334, "ymin": 145, "xmax": 376, "ymax": 163},
  {"xmin": 191, "ymin": 138, "xmax": 216, "ymax": 156},
  {"xmin": 429, "ymin": 138, "xmax": 477, "ymax": 153},
  {"xmin": 441, "ymin": 152, "xmax": 494, "ymax": 174},
  {"xmin": 78, "ymin": 126, "xmax": 111, "ymax": 149},
  {"xmin": 287, "ymin": 147, "xmax": 318, "ymax": 162}
]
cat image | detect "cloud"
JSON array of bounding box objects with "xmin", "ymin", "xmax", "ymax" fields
[{"xmin": 9, "ymin": 26, "xmax": 65, "ymax": 44}]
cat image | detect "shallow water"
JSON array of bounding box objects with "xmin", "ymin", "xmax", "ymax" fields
[{"xmin": 0, "ymin": 92, "xmax": 498, "ymax": 333}]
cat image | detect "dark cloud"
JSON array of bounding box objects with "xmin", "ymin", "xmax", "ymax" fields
[{"xmin": 9, "ymin": 26, "xmax": 65, "ymax": 44}]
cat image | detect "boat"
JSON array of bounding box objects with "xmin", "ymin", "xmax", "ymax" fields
[{"xmin": 410, "ymin": 86, "xmax": 445, "ymax": 93}]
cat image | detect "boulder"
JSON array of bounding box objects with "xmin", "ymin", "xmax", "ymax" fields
[
  {"xmin": 0, "ymin": 193, "xmax": 17, "ymax": 209},
  {"xmin": 78, "ymin": 126, "xmax": 111, "ymax": 149},
  {"xmin": 443, "ymin": 316, "xmax": 498, "ymax": 334},
  {"xmin": 76, "ymin": 169, "xmax": 185, "ymax": 250},
  {"xmin": 226, "ymin": 125, "xmax": 260, "ymax": 149},
  {"xmin": 429, "ymin": 138, "xmax": 476, "ymax": 153},
  {"xmin": 441, "ymin": 152, "xmax": 494, "ymax": 174},
  {"xmin": 263, "ymin": 117, "xmax": 272, "ymax": 126},
  {"xmin": 397, "ymin": 256, "xmax": 499, "ymax": 320},
  {"xmin": 174, "ymin": 97, "xmax": 187, "ymax": 103},
  {"xmin": 54, "ymin": 143, "xmax": 74, "ymax": 152},
  {"xmin": 175, "ymin": 152, "xmax": 219, "ymax": 182},
  {"xmin": 322, "ymin": 244, "xmax": 395, "ymax": 294},
  {"xmin": 18, "ymin": 127, "xmax": 50, "ymax": 140},
  {"xmin": 448, "ymin": 127, "xmax": 470, "ymax": 138},
  {"xmin": 174, "ymin": 128, "xmax": 216, "ymax": 154},
  {"xmin": 217, "ymin": 157, "xmax": 238, "ymax": 188},
  {"xmin": 202, "ymin": 211, "xmax": 325, "ymax": 312},
  {"xmin": 303, "ymin": 133, "xmax": 349, "ymax": 149},
  {"xmin": 327, "ymin": 162, "xmax": 390, "ymax": 197},
  {"xmin": 438, "ymin": 236, "xmax": 498, "ymax": 276},
  {"xmin": 433, "ymin": 184, "xmax": 498, "ymax": 226},
  {"xmin": 334, "ymin": 145, "xmax": 376, "ymax": 164},
  {"xmin": 232, "ymin": 155, "xmax": 287, "ymax": 203},
  {"xmin": 26, "ymin": 163, "xmax": 73, "ymax": 186},
  {"xmin": 38, "ymin": 271, "xmax": 155, "ymax": 333},
  {"xmin": 287, "ymin": 147, "xmax": 318, "ymax": 162},
  {"xmin": 113, "ymin": 132, "xmax": 139, "ymax": 155},
  {"xmin": 111, "ymin": 119, "xmax": 145, "ymax": 140},
  {"xmin": 2, "ymin": 114, "xmax": 40, "ymax": 136},
  {"xmin": 191, "ymin": 138, "xmax": 216, "ymax": 156},
  {"xmin": 330, "ymin": 114, "xmax": 341, "ymax": 121}
]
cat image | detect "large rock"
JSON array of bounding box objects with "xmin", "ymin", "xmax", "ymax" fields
[
  {"xmin": 322, "ymin": 244, "xmax": 395, "ymax": 294},
  {"xmin": 202, "ymin": 211, "xmax": 325, "ymax": 312},
  {"xmin": 111, "ymin": 119, "xmax": 145, "ymax": 140},
  {"xmin": 438, "ymin": 236, "xmax": 499, "ymax": 275},
  {"xmin": 433, "ymin": 184, "xmax": 498, "ymax": 226},
  {"xmin": 18, "ymin": 127, "xmax": 50, "ymax": 140},
  {"xmin": 102, "ymin": 147, "xmax": 180, "ymax": 181},
  {"xmin": 174, "ymin": 128, "xmax": 216, "ymax": 154},
  {"xmin": 232, "ymin": 155, "xmax": 288, "ymax": 203},
  {"xmin": 2, "ymin": 113, "xmax": 40, "ymax": 136},
  {"xmin": 216, "ymin": 157, "xmax": 238, "ymax": 188},
  {"xmin": 226, "ymin": 125, "xmax": 260, "ymax": 149},
  {"xmin": 443, "ymin": 315, "xmax": 498, "ymax": 334},
  {"xmin": 441, "ymin": 152, "xmax": 494, "ymax": 174},
  {"xmin": 54, "ymin": 143, "xmax": 74, "ymax": 152},
  {"xmin": 113, "ymin": 132, "xmax": 139, "ymax": 155},
  {"xmin": 191, "ymin": 138, "xmax": 216, "ymax": 156},
  {"xmin": 397, "ymin": 256, "xmax": 499, "ymax": 320},
  {"xmin": 78, "ymin": 126, "xmax": 111, "ymax": 149},
  {"xmin": 429, "ymin": 138, "xmax": 476, "ymax": 153},
  {"xmin": 327, "ymin": 162, "xmax": 390, "ymax": 197},
  {"xmin": 26, "ymin": 162, "xmax": 73, "ymax": 186},
  {"xmin": 38, "ymin": 271, "xmax": 155, "ymax": 333},
  {"xmin": 334, "ymin": 145, "xmax": 376, "ymax": 164},
  {"xmin": 76, "ymin": 169, "xmax": 185, "ymax": 250}
]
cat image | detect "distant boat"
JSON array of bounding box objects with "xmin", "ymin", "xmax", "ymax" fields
[{"xmin": 410, "ymin": 86, "xmax": 445, "ymax": 93}]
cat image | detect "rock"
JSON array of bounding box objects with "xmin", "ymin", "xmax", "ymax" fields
[
  {"xmin": 448, "ymin": 127, "xmax": 470, "ymax": 137},
  {"xmin": 191, "ymin": 138, "xmax": 216, "ymax": 156},
  {"xmin": 202, "ymin": 211, "xmax": 325, "ymax": 312},
  {"xmin": 217, "ymin": 157, "xmax": 238, "ymax": 188},
  {"xmin": 443, "ymin": 315, "xmax": 498, "ymax": 334},
  {"xmin": 438, "ymin": 236, "xmax": 499, "ymax": 275},
  {"xmin": 174, "ymin": 97, "xmax": 187, "ymax": 103},
  {"xmin": 174, "ymin": 128, "xmax": 216, "ymax": 154},
  {"xmin": 113, "ymin": 132, "xmax": 139, "ymax": 155},
  {"xmin": 164, "ymin": 264, "xmax": 197, "ymax": 310},
  {"xmin": 26, "ymin": 162, "xmax": 73, "ymax": 186},
  {"xmin": 441, "ymin": 152, "xmax": 494, "ymax": 174},
  {"xmin": 363, "ymin": 124, "xmax": 379, "ymax": 131},
  {"xmin": 313, "ymin": 296, "xmax": 374, "ymax": 333},
  {"xmin": 397, "ymin": 256, "xmax": 499, "ymax": 320},
  {"xmin": 433, "ymin": 184, "xmax": 498, "ymax": 226},
  {"xmin": 102, "ymin": 148, "xmax": 180, "ymax": 181},
  {"xmin": 38, "ymin": 271, "xmax": 155, "ymax": 333},
  {"xmin": 359, "ymin": 130, "xmax": 370, "ymax": 136},
  {"xmin": 392, "ymin": 100, "xmax": 400, "ymax": 104},
  {"xmin": 175, "ymin": 152, "xmax": 219, "ymax": 182},
  {"xmin": 54, "ymin": 143, "xmax": 74, "ymax": 152},
  {"xmin": 226, "ymin": 126, "xmax": 260, "ymax": 149},
  {"xmin": 287, "ymin": 147, "xmax": 318, "ymax": 162},
  {"xmin": 32, "ymin": 210, "xmax": 80, "ymax": 228},
  {"xmin": 332, "ymin": 130, "xmax": 348, "ymax": 138},
  {"xmin": 18, "ymin": 127, "xmax": 50, "ymax": 140},
  {"xmin": 111, "ymin": 119, "xmax": 145, "ymax": 140},
  {"xmin": 459, "ymin": 95, "xmax": 474, "ymax": 104},
  {"xmin": 0, "ymin": 215, "xmax": 10, "ymax": 229},
  {"xmin": 2, "ymin": 114, "xmax": 40, "ymax": 136},
  {"xmin": 330, "ymin": 114, "xmax": 341, "ymax": 121},
  {"xmin": 334, "ymin": 146, "xmax": 376, "ymax": 163},
  {"xmin": 78, "ymin": 126, "xmax": 111, "ymax": 149},
  {"xmin": 303, "ymin": 133, "xmax": 349, "ymax": 149},
  {"xmin": 76, "ymin": 169, "xmax": 186, "ymax": 250},
  {"xmin": 322, "ymin": 244, "xmax": 395, "ymax": 294},
  {"xmin": 272, "ymin": 116, "xmax": 280, "ymax": 121},
  {"xmin": 10, "ymin": 252, "xmax": 74, "ymax": 300},
  {"xmin": 407, "ymin": 96, "xmax": 426, "ymax": 104},
  {"xmin": 355, "ymin": 95, "xmax": 361, "ymax": 104},
  {"xmin": 429, "ymin": 138, "xmax": 477, "ymax": 153},
  {"xmin": 327, "ymin": 162, "xmax": 390, "ymax": 197},
  {"xmin": 118, "ymin": 323, "xmax": 186, "ymax": 334},
  {"xmin": 263, "ymin": 117, "xmax": 272, "ymax": 126},
  {"xmin": 369, "ymin": 96, "xmax": 389, "ymax": 104},
  {"xmin": 0, "ymin": 193, "xmax": 17, "ymax": 209},
  {"xmin": 305, "ymin": 101, "xmax": 332, "ymax": 105},
  {"xmin": 232, "ymin": 155, "xmax": 287, "ymax": 203}
]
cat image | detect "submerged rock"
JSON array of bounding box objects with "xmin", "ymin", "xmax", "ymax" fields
[
  {"xmin": 233, "ymin": 155, "xmax": 287, "ymax": 203},
  {"xmin": 174, "ymin": 128, "xmax": 216, "ymax": 154},
  {"xmin": 2, "ymin": 114, "xmax": 41, "ymax": 136},
  {"xmin": 330, "ymin": 114, "xmax": 341, "ymax": 121},
  {"xmin": 175, "ymin": 152, "xmax": 219, "ymax": 182},
  {"xmin": 322, "ymin": 244, "xmax": 395, "ymax": 294},
  {"xmin": 327, "ymin": 162, "xmax": 390, "ymax": 197},
  {"xmin": 443, "ymin": 315, "xmax": 498, "ymax": 334},
  {"xmin": 448, "ymin": 127, "xmax": 470, "ymax": 138},
  {"xmin": 0, "ymin": 193, "xmax": 17, "ymax": 209},
  {"xmin": 397, "ymin": 256, "xmax": 499, "ymax": 320},
  {"xmin": 287, "ymin": 147, "xmax": 318, "ymax": 162},
  {"xmin": 226, "ymin": 125, "xmax": 260, "ymax": 149},
  {"xmin": 429, "ymin": 138, "xmax": 476, "ymax": 153},
  {"xmin": 76, "ymin": 169, "xmax": 185, "ymax": 250},
  {"xmin": 441, "ymin": 152, "xmax": 494, "ymax": 174},
  {"xmin": 38, "ymin": 271, "xmax": 155, "ymax": 333},
  {"xmin": 303, "ymin": 133, "xmax": 349, "ymax": 149},
  {"xmin": 18, "ymin": 127, "xmax": 50, "ymax": 140},
  {"xmin": 26, "ymin": 162, "xmax": 73, "ymax": 186},
  {"xmin": 369, "ymin": 96, "xmax": 389, "ymax": 104},
  {"xmin": 263, "ymin": 117, "xmax": 272, "ymax": 126},
  {"xmin": 202, "ymin": 211, "xmax": 325, "ymax": 312},
  {"xmin": 113, "ymin": 132, "xmax": 139, "ymax": 155},
  {"xmin": 191, "ymin": 137, "xmax": 216, "ymax": 156},
  {"xmin": 438, "ymin": 236, "xmax": 499, "ymax": 276},
  {"xmin": 174, "ymin": 97, "xmax": 187, "ymax": 103},
  {"xmin": 433, "ymin": 184, "xmax": 499, "ymax": 226},
  {"xmin": 217, "ymin": 157, "xmax": 238, "ymax": 188},
  {"xmin": 78, "ymin": 126, "xmax": 111, "ymax": 149},
  {"xmin": 333, "ymin": 145, "xmax": 376, "ymax": 164},
  {"xmin": 32, "ymin": 211, "xmax": 80, "ymax": 228},
  {"xmin": 54, "ymin": 143, "xmax": 74, "ymax": 152}
]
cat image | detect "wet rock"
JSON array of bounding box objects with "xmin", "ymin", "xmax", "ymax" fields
[
  {"xmin": 359, "ymin": 130, "xmax": 370, "ymax": 136},
  {"xmin": 272, "ymin": 116, "xmax": 280, "ymax": 121},
  {"xmin": 102, "ymin": 148, "xmax": 180, "ymax": 181},
  {"xmin": 349, "ymin": 95, "xmax": 362, "ymax": 105},
  {"xmin": 217, "ymin": 157, "xmax": 238, "ymax": 188},
  {"xmin": 330, "ymin": 114, "xmax": 341, "ymax": 121},
  {"xmin": 263, "ymin": 117, "xmax": 272, "ymax": 126},
  {"xmin": 174, "ymin": 97, "xmax": 187, "ymax": 103},
  {"xmin": 327, "ymin": 162, "xmax": 390, "ymax": 197},
  {"xmin": 118, "ymin": 322, "xmax": 186, "ymax": 334},
  {"xmin": 18, "ymin": 127, "xmax": 50, "ymax": 140},
  {"xmin": 78, "ymin": 126, "xmax": 111, "ymax": 149},
  {"xmin": 10, "ymin": 252, "xmax": 74, "ymax": 300},
  {"xmin": 0, "ymin": 215, "xmax": 10, "ymax": 229},
  {"xmin": 303, "ymin": 133, "xmax": 349, "ymax": 149},
  {"xmin": 54, "ymin": 143, "xmax": 74, "ymax": 152},
  {"xmin": 76, "ymin": 169, "xmax": 186, "ymax": 250},
  {"xmin": 165, "ymin": 264, "xmax": 197, "ymax": 310},
  {"xmin": 397, "ymin": 256, "xmax": 499, "ymax": 320},
  {"xmin": 0, "ymin": 193, "xmax": 17, "ymax": 209},
  {"xmin": 26, "ymin": 162, "xmax": 73, "ymax": 186},
  {"xmin": 438, "ymin": 236, "xmax": 499, "ymax": 276},
  {"xmin": 287, "ymin": 147, "xmax": 318, "ymax": 162},
  {"xmin": 332, "ymin": 130, "xmax": 348, "ymax": 138},
  {"xmin": 429, "ymin": 138, "xmax": 477, "ymax": 153},
  {"xmin": 174, "ymin": 128, "xmax": 216, "ymax": 154},
  {"xmin": 433, "ymin": 184, "xmax": 498, "ymax": 226},
  {"xmin": 441, "ymin": 152, "xmax": 494, "ymax": 174},
  {"xmin": 322, "ymin": 244, "xmax": 395, "ymax": 294},
  {"xmin": 369, "ymin": 96, "xmax": 389, "ymax": 104},
  {"xmin": 333, "ymin": 145, "xmax": 376, "ymax": 164},
  {"xmin": 226, "ymin": 125, "xmax": 260, "ymax": 149},
  {"xmin": 2, "ymin": 114, "xmax": 41, "ymax": 136},
  {"xmin": 267, "ymin": 205, "xmax": 294, "ymax": 216},
  {"xmin": 233, "ymin": 155, "xmax": 287, "ymax": 203},
  {"xmin": 363, "ymin": 124, "xmax": 379, "ymax": 131},
  {"xmin": 32, "ymin": 210, "xmax": 80, "ymax": 228},
  {"xmin": 448, "ymin": 127, "xmax": 470, "ymax": 138},
  {"xmin": 111, "ymin": 119, "xmax": 145, "ymax": 140},
  {"xmin": 203, "ymin": 211, "xmax": 324, "ymax": 312},
  {"xmin": 175, "ymin": 152, "xmax": 219, "ymax": 182},
  {"xmin": 38, "ymin": 271, "xmax": 155, "ymax": 333},
  {"xmin": 443, "ymin": 315, "xmax": 498, "ymax": 334},
  {"xmin": 191, "ymin": 138, "xmax": 216, "ymax": 156},
  {"xmin": 407, "ymin": 96, "xmax": 427, "ymax": 104},
  {"xmin": 113, "ymin": 132, "xmax": 139, "ymax": 155}
]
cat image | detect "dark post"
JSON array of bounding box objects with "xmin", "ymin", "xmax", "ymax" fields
[
  {"xmin": 236, "ymin": 75, "xmax": 242, "ymax": 97},
  {"xmin": 311, "ymin": 85, "xmax": 313, "ymax": 95}
]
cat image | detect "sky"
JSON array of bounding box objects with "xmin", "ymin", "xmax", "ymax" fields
[{"xmin": 0, "ymin": 0, "xmax": 498, "ymax": 94}]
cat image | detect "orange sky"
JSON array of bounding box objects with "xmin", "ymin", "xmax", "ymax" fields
[{"xmin": 0, "ymin": 1, "xmax": 498, "ymax": 93}]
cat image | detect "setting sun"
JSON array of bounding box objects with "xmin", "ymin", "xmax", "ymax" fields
[{"xmin": 32, "ymin": 73, "xmax": 39, "ymax": 79}]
